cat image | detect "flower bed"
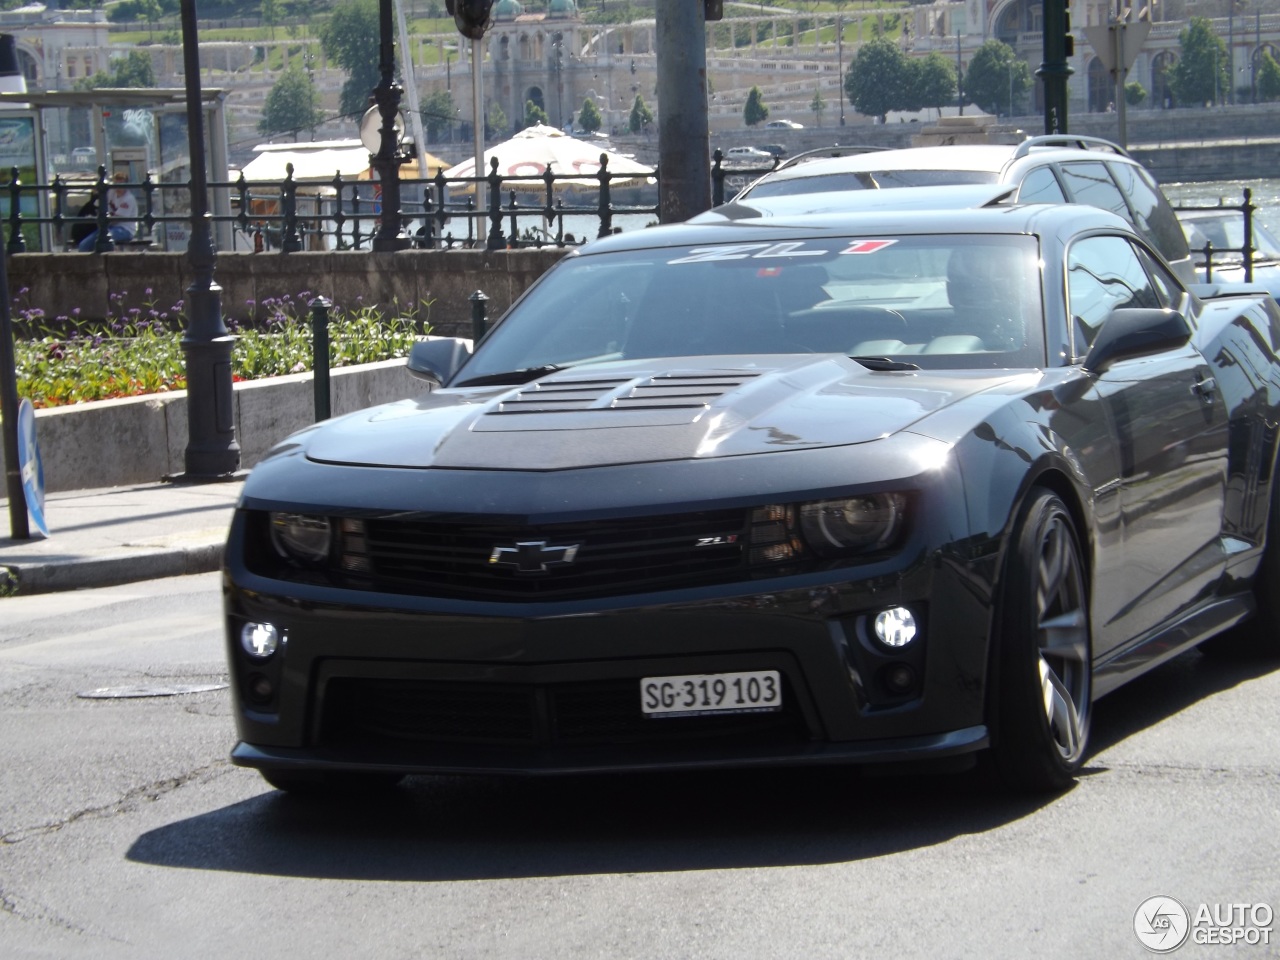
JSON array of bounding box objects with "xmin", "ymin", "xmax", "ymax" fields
[{"xmin": 12, "ymin": 288, "xmax": 431, "ymax": 408}]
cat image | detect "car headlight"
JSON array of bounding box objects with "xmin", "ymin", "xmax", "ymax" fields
[
  {"xmin": 269, "ymin": 512, "xmax": 332, "ymax": 564},
  {"xmin": 798, "ymin": 494, "xmax": 906, "ymax": 556},
  {"xmin": 750, "ymin": 493, "xmax": 907, "ymax": 565}
]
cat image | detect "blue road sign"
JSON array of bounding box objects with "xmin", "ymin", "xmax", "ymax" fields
[{"xmin": 16, "ymin": 398, "xmax": 47, "ymax": 537}]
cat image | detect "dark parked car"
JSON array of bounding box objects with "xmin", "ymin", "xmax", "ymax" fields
[{"xmin": 224, "ymin": 202, "xmax": 1280, "ymax": 796}]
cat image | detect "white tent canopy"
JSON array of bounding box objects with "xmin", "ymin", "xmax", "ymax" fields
[
  {"xmin": 443, "ymin": 124, "xmax": 653, "ymax": 190},
  {"xmin": 240, "ymin": 139, "xmax": 371, "ymax": 182},
  {"xmin": 239, "ymin": 139, "xmax": 449, "ymax": 183}
]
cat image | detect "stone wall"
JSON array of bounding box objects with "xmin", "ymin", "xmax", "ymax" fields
[
  {"xmin": 7, "ymin": 248, "xmax": 571, "ymax": 337},
  {"xmin": 1, "ymin": 357, "xmax": 426, "ymax": 493}
]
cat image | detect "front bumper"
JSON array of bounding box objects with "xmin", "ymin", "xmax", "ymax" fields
[{"xmin": 224, "ymin": 513, "xmax": 996, "ymax": 776}]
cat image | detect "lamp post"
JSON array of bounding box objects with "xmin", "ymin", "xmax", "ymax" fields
[
  {"xmin": 836, "ymin": 13, "xmax": 845, "ymax": 126},
  {"xmin": 177, "ymin": 0, "xmax": 239, "ymax": 480},
  {"xmin": 956, "ymin": 33, "xmax": 964, "ymax": 116},
  {"xmin": 553, "ymin": 32, "xmax": 564, "ymax": 128},
  {"xmin": 371, "ymin": 0, "xmax": 409, "ymax": 251}
]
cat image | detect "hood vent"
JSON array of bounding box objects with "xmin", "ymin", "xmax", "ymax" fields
[{"xmin": 493, "ymin": 371, "xmax": 761, "ymax": 416}]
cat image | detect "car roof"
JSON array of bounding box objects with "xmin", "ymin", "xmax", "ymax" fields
[
  {"xmin": 691, "ymin": 183, "xmax": 1018, "ymax": 222},
  {"xmin": 576, "ymin": 202, "xmax": 1134, "ymax": 256},
  {"xmin": 752, "ymin": 137, "xmax": 1137, "ymax": 188}
]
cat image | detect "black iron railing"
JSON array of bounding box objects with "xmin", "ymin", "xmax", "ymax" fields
[
  {"xmin": 1174, "ymin": 188, "xmax": 1259, "ymax": 284},
  {"xmin": 1, "ymin": 154, "xmax": 660, "ymax": 255}
]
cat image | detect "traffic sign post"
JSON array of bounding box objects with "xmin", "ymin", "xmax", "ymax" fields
[{"xmin": 1084, "ymin": 19, "xmax": 1150, "ymax": 148}]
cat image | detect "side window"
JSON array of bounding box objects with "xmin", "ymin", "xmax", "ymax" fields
[
  {"xmin": 1017, "ymin": 165, "xmax": 1068, "ymax": 204},
  {"xmin": 1134, "ymin": 245, "xmax": 1185, "ymax": 311},
  {"xmin": 1067, "ymin": 236, "xmax": 1160, "ymax": 360},
  {"xmin": 1107, "ymin": 161, "xmax": 1191, "ymax": 263},
  {"xmin": 1058, "ymin": 161, "xmax": 1131, "ymax": 221}
]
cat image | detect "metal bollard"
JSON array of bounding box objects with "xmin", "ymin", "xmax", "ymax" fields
[
  {"xmin": 310, "ymin": 296, "xmax": 332, "ymax": 422},
  {"xmin": 469, "ymin": 289, "xmax": 489, "ymax": 343}
]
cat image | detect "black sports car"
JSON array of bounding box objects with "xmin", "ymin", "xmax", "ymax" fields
[{"xmin": 223, "ymin": 203, "xmax": 1280, "ymax": 794}]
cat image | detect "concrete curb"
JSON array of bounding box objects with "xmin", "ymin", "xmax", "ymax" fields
[{"xmin": 2, "ymin": 539, "xmax": 226, "ymax": 595}]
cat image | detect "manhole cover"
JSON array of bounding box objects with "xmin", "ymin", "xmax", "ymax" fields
[{"xmin": 77, "ymin": 683, "xmax": 229, "ymax": 700}]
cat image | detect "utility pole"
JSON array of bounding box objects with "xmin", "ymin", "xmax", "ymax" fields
[{"xmin": 656, "ymin": 0, "xmax": 710, "ymax": 222}]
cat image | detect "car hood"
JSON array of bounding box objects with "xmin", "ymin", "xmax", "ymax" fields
[{"xmin": 303, "ymin": 355, "xmax": 1021, "ymax": 471}]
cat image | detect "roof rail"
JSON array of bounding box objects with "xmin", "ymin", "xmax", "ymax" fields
[
  {"xmin": 1013, "ymin": 135, "xmax": 1131, "ymax": 160},
  {"xmin": 774, "ymin": 144, "xmax": 890, "ymax": 171}
]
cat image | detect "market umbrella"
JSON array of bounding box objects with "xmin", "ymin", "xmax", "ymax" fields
[{"xmin": 442, "ymin": 123, "xmax": 654, "ymax": 193}]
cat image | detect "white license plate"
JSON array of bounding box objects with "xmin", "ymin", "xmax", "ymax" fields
[{"xmin": 640, "ymin": 670, "xmax": 782, "ymax": 717}]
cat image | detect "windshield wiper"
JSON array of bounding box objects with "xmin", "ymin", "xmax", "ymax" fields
[
  {"xmin": 850, "ymin": 355, "xmax": 920, "ymax": 371},
  {"xmin": 455, "ymin": 364, "xmax": 567, "ymax": 388}
]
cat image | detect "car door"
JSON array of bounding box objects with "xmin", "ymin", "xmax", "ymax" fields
[{"xmin": 1067, "ymin": 234, "xmax": 1229, "ymax": 655}]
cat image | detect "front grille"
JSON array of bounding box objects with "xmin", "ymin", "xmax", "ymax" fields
[
  {"xmin": 358, "ymin": 508, "xmax": 749, "ymax": 600},
  {"xmin": 320, "ymin": 676, "xmax": 808, "ymax": 750}
]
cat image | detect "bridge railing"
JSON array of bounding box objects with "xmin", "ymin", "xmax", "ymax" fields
[
  {"xmin": 1174, "ymin": 188, "xmax": 1260, "ymax": 284},
  {"xmin": 0, "ymin": 155, "xmax": 660, "ymax": 255}
]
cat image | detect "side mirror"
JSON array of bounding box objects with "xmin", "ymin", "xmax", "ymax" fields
[
  {"xmin": 1082, "ymin": 307, "xmax": 1192, "ymax": 373},
  {"xmin": 407, "ymin": 337, "xmax": 473, "ymax": 387}
]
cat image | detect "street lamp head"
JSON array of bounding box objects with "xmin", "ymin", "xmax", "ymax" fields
[{"xmin": 445, "ymin": 0, "xmax": 494, "ymax": 40}]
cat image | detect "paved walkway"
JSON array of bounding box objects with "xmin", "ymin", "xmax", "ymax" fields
[{"xmin": 0, "ymin": 478, "xmax": 244, "ymax": 594}]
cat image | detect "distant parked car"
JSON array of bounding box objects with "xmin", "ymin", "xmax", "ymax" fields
[
  {"xmin": 1180, "ymin": 208, "xmax": 1280, "ymax": 302},
  {"xmin": 735, "ymin": 136, "xmax": 1193, "ymax": 282},
  {"xmin": 765, "ymin": 119, "xmax": 804, "ymax": 129},
  {"xmin": 760, "ymin": 144, "xmax": 788, "ymax": 159},
  {"xmin": 724, "ymin": 145, "xmax": 774, "ymax": 163}
]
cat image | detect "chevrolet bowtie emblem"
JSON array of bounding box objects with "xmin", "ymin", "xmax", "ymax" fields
[{"xmin": 489, "ymin": 540, "xmax": 581, "ymax": 573}]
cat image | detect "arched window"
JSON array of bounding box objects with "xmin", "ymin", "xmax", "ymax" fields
[
  {"xmin": 1086, "ymin": 57, "xmax": 1111, "ymax": 113},
  {"xmin": 1151, "ymin": 50, "xmax": 1177, "ymax": 108}
]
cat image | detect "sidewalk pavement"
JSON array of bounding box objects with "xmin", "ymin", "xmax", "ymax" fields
[{"xmin": 0, "ymin": 477, "xmax": 245, "ymax": 595}]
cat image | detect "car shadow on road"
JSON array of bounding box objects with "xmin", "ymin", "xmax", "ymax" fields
[
  {"xmin": 127, "ymin": 762, "xmax": 1049, "ymax": 882},
  {"xmin": 126, "ymin": 646, "xmax": 1277, "ymax": 883},
  {"xmin": 1084, "ymin": 645, "xmax": 1278, "ymax": 760}
]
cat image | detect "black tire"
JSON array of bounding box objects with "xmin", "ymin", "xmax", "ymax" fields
[
  {"xmin": 259, "ymin": 768, "xmax": 404, "ymax": 796},
  {"xmin": 1201, "ymin": 473, "xmax": 1280, "ymax": 659},
  {"xmin": 990, "ymin": 489, "xmax": 1092, "ymax": 793}
]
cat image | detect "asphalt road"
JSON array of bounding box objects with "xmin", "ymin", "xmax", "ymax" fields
[{"xmin": 1, "ymin": 573, "xmax": 1277, "ymax": 959}]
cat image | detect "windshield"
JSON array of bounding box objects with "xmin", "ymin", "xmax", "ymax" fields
[
  {"xmin": 746, "ymin": 169, "xmax": 997, "ymax": 199},
  {"xmin": 455, "ymin": 234, "xmax": 1045, "ymax": 384}
]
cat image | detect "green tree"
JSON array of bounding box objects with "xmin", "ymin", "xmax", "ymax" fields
[
  {"xmin": 259, "ymin": 64, "xmax": 323, "ymax": 135},
  {"xmin": 1124, "ymin": 81, "xmax": 1148, "ymax": 107},
  {"xmin": 1170, "ymin": 17, "xmax": 1229, "ymax": 106},
  {"xmin": 1256, "ymin": 50, "xmax": 1280, "ymax": 102},
  {"xmin": 743, "ymin": 85, "xmax": 769, "ymax": 126},
  {"xmin": 320, "ymin": 0, "xmax": 382, "ymax": 120},
  {"xmin": 524, "ymin": 99, "xmax": 549, "ymax": 129},
  {"xmin": 909, "ymin": 52, "xmax": 956, "ymax": 118},
  {"xmin": 487, "ymin": 101, "xmax": 508, "ymax": 139},
  {"xmin": 420, "ymin": 88, "xmax": 456, "ymax": 143},
  {"xmin": 963, "ymin": 40, "xmax": 1032, "ymax": 116},
  {"xmin": 810, "ymin": 87, "xmax": 825, "ymax": 127},
  {"xmin": 262, "ymin": 0, "xmax": 281, "ymax": 40},
  {"xmin": 628, "ymin": 93, "xmax": 653, "ymax": 134},
  {"xmin": 77, "ymin": 51, "xmax": 156, "ymax": 90},
  {"xmin": 845, "ymin": 35, "xmax": 910, "ymax": 123},
  {"xmin": 579, "ymin": 97, "xmax": 603, "ymax": 134}
]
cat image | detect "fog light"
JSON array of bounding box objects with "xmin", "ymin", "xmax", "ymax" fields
[
  {"xmin": 883, "ymin": 663, "xmax": 916, "ymax": 695},
  {"xmin": 874, "ymin": 606, "xmax": 917, "ymax": 648},
  {"xmin": 245, "ymin": 673, "xmax": 274, "ymax": 704},
  {"xmin": 240, "ymin": 621, "xmax": 283, "ymax": 660}
]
